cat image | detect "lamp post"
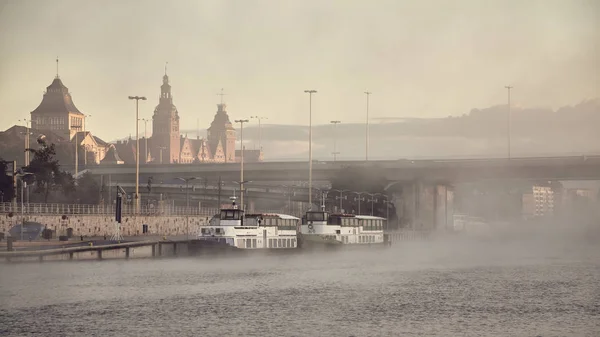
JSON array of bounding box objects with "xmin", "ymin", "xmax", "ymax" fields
[
  {"xmin": 330, "ymin": 120, "xmax": 341, "ymax": 161},
  {"xmin": 176, "ymin": 176, "xmax": 197, "ymax": 239},
  {"xmin": 83, "ymin": 114, "xmax": 92, "ymax": 166},
  {"xmin": 505, "ymin": 85, "xmax": 513, "ymax": 159},
  {"xmin": 19, "ymin": 119, "xmax": 32, "ymax": 166},
  {"xmin": 250, "ymin": 116, "xmax": 267, "ymax": 150},
  {"xmin": 16, "ymin": 172, "xmax": 33, "ymax": 241},
  {"xmin": 73, "ymin": 125, "xmax": 82, "ymax": 181},
  {"xmin": 158, "ymin": 146, "xmax": 166, "ymax": 164},
  {"xmin": 331, "ymin": 189, "xmax": 348, "ymax": 212},
  {"xmin": 352, "ymin": 192, "xmax": 365, "ymax": 215},
  {"xmin": 233, "ymin": 180, "xmax": 252, "ymax": 211},
  {"xmin": 235, "ymin": 119, "xmax": 249, "ymax": 209},
  {"xmin": 176, "ymin": 177, "xmax": 197, "ymax": 211},
  {"xmin": 364, "ymin": 91, "xmax": 371, "ymax": 161},
  {"xmin": 141, "ymin": 118, "xmax": 150, "ymax": 163},
  {"xmin": 382, "ymin": 197, "xmax": 391, "ymax": 231},
  {"xmin": 365, "ymin": 193, "xmax": 381, "ymax": 216},
  {"xmin": 128, "ymin": 95, "xmax": 146, "ymax": 214},
  {"xmin": 304, "ymin": 90, "xmax": 317, "ymax": 209}
]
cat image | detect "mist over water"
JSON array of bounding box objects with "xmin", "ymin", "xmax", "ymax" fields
[{"xmin": 1, "ymin": 222, "xmax": 598, "ymax": 337}]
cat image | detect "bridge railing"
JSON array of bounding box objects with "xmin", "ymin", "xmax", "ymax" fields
[
  {"xmin": 0, "ymin": 203, "xmax": 221, "ymax": 217},
  {"xmin": 0, "ymin": 203, "xmax": 296, "ymax": 218}
]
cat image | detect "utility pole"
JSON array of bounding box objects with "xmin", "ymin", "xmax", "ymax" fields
[
  {"xmin": 364, "ymin": 91, "xmax": 371, "ymax": 161},
  {"xmin": 304, "ymin": 89, "xmax": 317, "ymax": 209},
  {"xmin": 19, "ymin": 119, "xmax": 32, "ymax": 166},
  {"xmin": 330, "ymin": 120, "xmax": 341, "ymax": 161},
  {"xmin": 74, "ymin": 126, "xmax": 78, "ymax": 180},
  {"xmin": 235, "ymin": 119, "xmax": 249, "ymax": 209},
  {"xmin": 251, "ymin": 116, "xmax": 267, "ymax": 151},
  {"xmin": 505, "ymin": 86, "xmax": 513, "ymax": 159},
  {"xmin": 217, "ymin": 176, "xmax": 223, "ymax": 208},
  {"xmin": 128, "ymin": 95, "xmax": 146, "ymax": 214},
  {"xmin": 83, "ymin": 114, "xmax": 92, "ymax": 166},
  {"xmin": 141, "ymin": 118, "xmax": 150, "ymax": 163}
]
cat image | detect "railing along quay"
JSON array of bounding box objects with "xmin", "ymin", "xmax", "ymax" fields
[{"xmin": 0, "ymin": 203, "xmax": 293, "ymax": 217}]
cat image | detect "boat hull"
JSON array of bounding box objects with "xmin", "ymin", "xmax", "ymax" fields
[
  {"xmin": 188, "ymin": 239, "xmax": 299, "ymax": 256},
  {"xmin": 297, "ymin": 234, "xmax": 392, "ymax": 250}
]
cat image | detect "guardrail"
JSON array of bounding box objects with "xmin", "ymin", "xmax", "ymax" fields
[
  {"xmin": 0, "ymin": 203, "xmax": 295, "ymax": 217},
  {"xmin": 0, "ymin": 203, "xmax": 220, "ymax": 216}
]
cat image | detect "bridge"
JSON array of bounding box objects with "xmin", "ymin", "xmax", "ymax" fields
[
  {"xmin": 69, "ymin": 155, "xmax": 600, "ymax": 232},
  {"xmin": 80, "ymin": 155, "xmax": 600, "ymax": 183}
]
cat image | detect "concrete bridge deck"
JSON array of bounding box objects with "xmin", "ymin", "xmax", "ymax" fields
[{"xmin": 79, "ymin": 155, "xmax": 600, "ymax": 183}]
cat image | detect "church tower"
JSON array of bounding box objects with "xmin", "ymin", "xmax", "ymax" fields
[
  {"xmin": 152, "ymin": 67, "xmax": 180, "ymax": 163},
  {"xmin": 207, "ymin": 102, "xmax": 236, "ymax": 163}
]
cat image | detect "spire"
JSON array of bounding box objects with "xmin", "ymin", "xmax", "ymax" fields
[
  {"xmin": 217, "ymin": 88, "xmax": 226, "ymax": 105},
  {"xmin": 160, "ymin": 66, "xmax": 172, "ymax": 100},
  {"xmin": 55, "ymin": 57, "xmax": 59, "ymax": 79}
]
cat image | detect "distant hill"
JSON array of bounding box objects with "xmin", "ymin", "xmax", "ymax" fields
[
  {"xmin": 108, "ymin": 98, "xmax": 600, "ymax": 161},
  {"xmin": 179, "ymin": 99, "xmax": 600, "ymax": 160}
]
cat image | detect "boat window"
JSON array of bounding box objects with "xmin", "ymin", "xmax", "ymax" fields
[
  {"xmin": 306, "ymin": 212, "xmax": 327, "ymax": 222},
  {"xmin": 220, "ymin": 209, "xmax": 243, "ymax": 221},
  {"xmin": 245, "ymin": 240, "xmax": 252, "ymax": 248}
]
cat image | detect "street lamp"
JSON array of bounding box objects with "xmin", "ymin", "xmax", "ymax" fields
[
  {"xmin": 176, "ymin": 176, "xmax": 197, "ymax": 239},
  {"xmin": 83, "ymin": 114, "xmax": 92, "ymax": 166},
  {"xmin": 250, "ymin": 116, "xmax": 267, "ymax": 150},
  {"xmin": 330, "ymin": 189, "xmax": 348, "ymax": 212},
  {"xmin": 176, "ymin": 177, "xmax": 198, "ymax": 210},
  {"xmin": 16, "ymin": 172, "xmax": 33, "ymax": 241},
  {"xmin": 365, "ymin": 193, "xmax": 383, "ymax": 216},
  {"xmin": 351, "ymin": 191, "xmax": 366, "ymax": 215},
  {"xmin": 129, "ymin": 95, "xmax": 146, "ymax": 214},
  {"xmin": 364, "ymin": 91, "xmax": 371, "ymax": 161},
  {"xmin": 19, "ymin": 119, "xmax": 32, "ymax": 166},
  {"xmin": 330, "ymin": 120, "xmax": 341, "ymax": 161},
  {"xmin": 235, "ymin": 119, "xmax": 249, "ymax": 209},
  {"xmin": 233, "ymin": 180, "xmax": 252, "ymax": 211},
  {"xmin": 505, "ymin": 85, "xmax": 513, "ymax": 159},
  {"xmin": 304, "ymin": 89, "xmax": 317, "ymax": 209},
  {"xmin": 382, "ymin": 197, "xmax": 392, "ymax": 231},
  {"xmin": 140, "ymin": 118, "xmax": 150, "ymax": 163},
  {"xmin": 158, "ymin": 146, "xmax": 167, "ymax": 164}
]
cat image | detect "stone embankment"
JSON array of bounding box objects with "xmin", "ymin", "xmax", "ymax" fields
[{"xmin": 1, "ymin": 214, "xmax": 210, "ymax": 237}]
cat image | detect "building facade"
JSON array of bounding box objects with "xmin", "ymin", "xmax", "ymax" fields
[{"xmin": 151, "ymin": 71, "xmax": 180, "ymax": 163}]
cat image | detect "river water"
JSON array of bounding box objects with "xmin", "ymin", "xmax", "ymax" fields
[{"xmin": 1, "ymin": 231, "xmax": 599, "ymax": 337}]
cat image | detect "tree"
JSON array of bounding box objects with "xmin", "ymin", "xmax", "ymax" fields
[
  {"xmin": 74, "ymin": 172, "xmax": 100, "ymax": 204},
  {"xmin": 0, "ymin": 159, "xmax": 15, "ymax": 202},
  {"xmin": 24, "ymin": 143, "xmax": 74, "ymax": 203}
]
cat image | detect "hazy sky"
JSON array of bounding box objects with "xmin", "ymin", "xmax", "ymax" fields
[{"xmin": 0, "ymin": 0, "xmax": 598, "ymax": 141}]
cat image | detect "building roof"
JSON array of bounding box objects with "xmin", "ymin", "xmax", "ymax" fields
[
  {"xmin": 31, "ymin": 77, "xmax": 84, "ymax": 116},
  {"xmin": 208, "ymin": 104, "xmax": 235, "ymax": 131},
  {"xmin": 100, "ymin": 145, "xmax": 124, "ymax": 165},
  {"xmin": 113, "ymin": 139, "xmax": 136, "ymax": 165}
]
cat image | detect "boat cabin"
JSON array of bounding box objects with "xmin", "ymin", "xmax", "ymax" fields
[{"xmin": 303, "ymin": 211, "xmax": 329, "ymax": 224}]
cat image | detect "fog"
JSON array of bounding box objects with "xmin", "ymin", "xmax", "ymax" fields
[{"xmin": 0, "ymin": 0, "xmax": 598, "ymax": 144}]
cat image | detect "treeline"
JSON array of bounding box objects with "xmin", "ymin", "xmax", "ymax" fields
[{"xmin": 0, "ymin": 140, "xmax": 106, "ymax": 204}]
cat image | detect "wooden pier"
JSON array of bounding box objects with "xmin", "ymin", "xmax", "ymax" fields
[{"xmin": 0, "ymin": 239, "xmax": 188, "ymax": 262}]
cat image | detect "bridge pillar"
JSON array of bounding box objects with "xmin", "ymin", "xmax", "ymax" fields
[
  {"xmin": 97, "ymin": 249, "xmax": 103, "ymax": 260},
  {"xmin": 392, "ymin": 181, "xmax": 454, "ymax": 230}
]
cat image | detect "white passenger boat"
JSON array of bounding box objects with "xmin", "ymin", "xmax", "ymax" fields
[
  {"xmin": 299, "ymin": 208, "xmax": 389, "ymax": 248},
  {"xmin": 191, "ymin": 197, "xmax": 300, "ymax": 254}
]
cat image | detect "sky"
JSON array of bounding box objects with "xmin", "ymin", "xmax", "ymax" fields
[{"xmin": 0, "ymin": 0, "xmax": 598, "ymax": 141}]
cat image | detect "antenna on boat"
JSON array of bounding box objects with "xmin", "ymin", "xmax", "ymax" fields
[
  {"xmin": 320, "ymin": 192, "xmax": 326, "ymax": 212},
  {"xmin": 230, "ymin": 196, "xmax": 237, "ymax": 209}
]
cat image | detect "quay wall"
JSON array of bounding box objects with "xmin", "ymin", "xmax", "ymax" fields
[{"xmin": 1, "ymin": 214, "xmax": 210, "ymax": 237}]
